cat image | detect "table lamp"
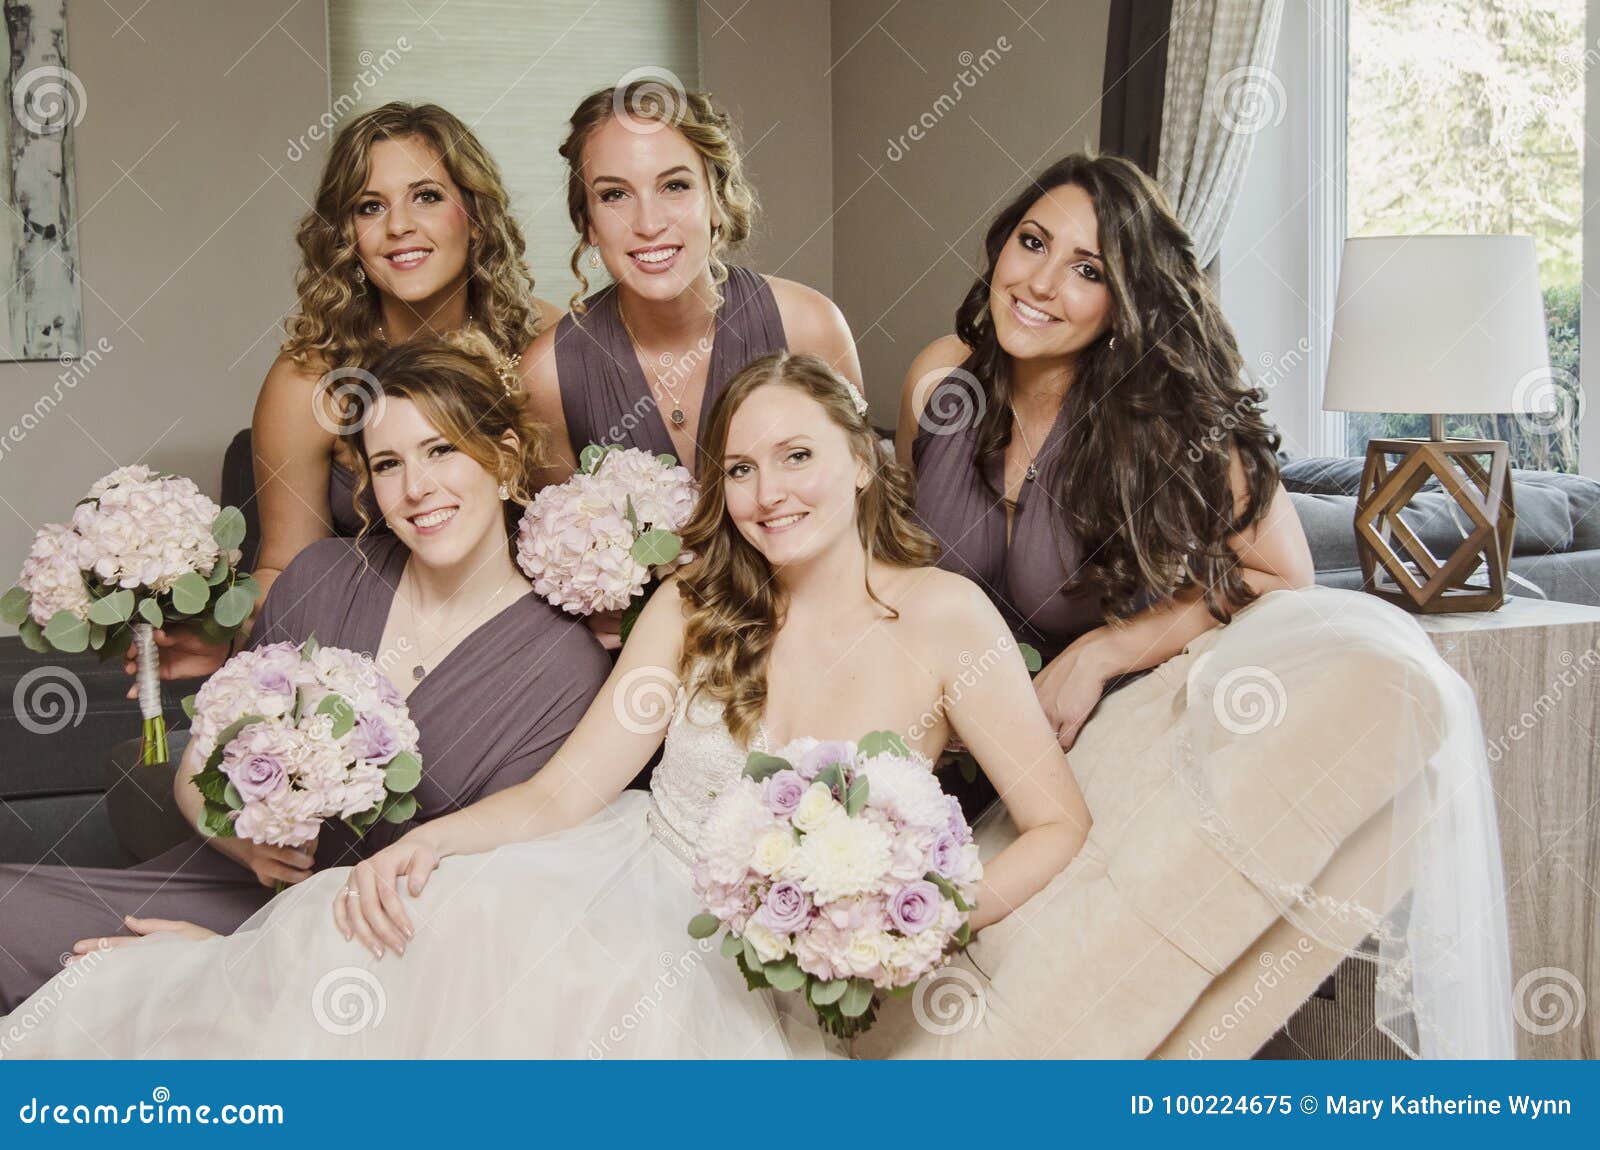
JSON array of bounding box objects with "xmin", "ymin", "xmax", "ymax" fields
[{"xmin": 1322, "ymin": 235, "xmax": 1551, "ymax": 613}]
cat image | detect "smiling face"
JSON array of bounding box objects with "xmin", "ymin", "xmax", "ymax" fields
[
  {"xmin": 581, "ymin": 115, "xmax": 720, "ymax": 303},
  {"xmin": 352, "ymin": 135, "xmax": 473, "ymax": 312},
  {"xmin": 988, "ymin": 183, "xmax": 1114, "ymax": 364},
  {"xmin": 363, "ymin": 396, "xmax": 511, "ymax": 570},
  {"xmin": 719, "ymin": 383, "xmax": 869, "ymax": 571}
]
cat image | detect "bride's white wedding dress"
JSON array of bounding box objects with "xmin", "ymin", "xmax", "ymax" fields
[{"xmin": 1, "ymin": 683, "xmax": 852, "ymax": 1059}]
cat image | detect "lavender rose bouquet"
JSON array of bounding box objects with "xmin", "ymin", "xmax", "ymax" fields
[
  {"xmin": 0, "ymin": 465, "xmax": 257, "ymax": 763},
  {"xmin": 184, "ymin": 635, "xmax": 422, "ymax": 861},
  {"xmin": 688, "ymin": 732, "xmax": 983, "ymax": 1039},
  {"xmin": 515, "ymin": 444, "xmax": 695, "ymax": 642}
]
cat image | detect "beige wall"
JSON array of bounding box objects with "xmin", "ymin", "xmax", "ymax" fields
[
  {"xmin": 0, "ymin": 1, "xmax": 330, "ymax": 617},
  {"xmin": 828, "ymin": 0, "xmax": 1108, "ymax": 411},
  {"xmin": 698, "ymin": 0, "xmax": 833, "ymax": 295}
]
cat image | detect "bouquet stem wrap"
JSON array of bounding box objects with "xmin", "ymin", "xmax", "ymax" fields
[{"xmin": 132, "ymin": 622, "xmax": 168, "ymax": 765}]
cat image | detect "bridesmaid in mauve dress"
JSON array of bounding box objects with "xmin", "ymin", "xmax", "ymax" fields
[
  {"xmin": 0, "ymin": 337, "xmax": 611, "ymax": 1011},
  {"xmin": 521, "ymin": 82, "xmax": 861, "ymax": 493},
  {"xmin": 897, "ymin": 153, "xmax": 1311, "ymax": 758}
]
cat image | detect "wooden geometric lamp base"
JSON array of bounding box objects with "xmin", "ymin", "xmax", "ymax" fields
[{"xmin": 1353, "ymin": 437, "xmax": 1516, "ymax": 614}]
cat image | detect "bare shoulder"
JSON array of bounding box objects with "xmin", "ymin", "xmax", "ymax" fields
[
  {"xmin": 900, "ymin": 334, "xmax": 971, "ymax": 423},
  {"xmin": 518, "ymin": 324, "xmax": 562, "ymax": 402},
  {"xmin": 764, "ymin": 275, "xmax": 850, "ymax": 346},
  {"xmin": 884, "ymin": 567, "xmax": 1013, "ymax": 674},
  {"xmin": 530, "ymin": 294, "xmax": 565, "ymax": 336},
  {"xmin": 254, "ymin": 351, "xmax": 332, "ymax": 435}
]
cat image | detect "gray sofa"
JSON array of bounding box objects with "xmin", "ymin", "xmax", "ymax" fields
[{"xmin": 1283, "ymin": 456, "xmax": 1600, "ymax": 608}]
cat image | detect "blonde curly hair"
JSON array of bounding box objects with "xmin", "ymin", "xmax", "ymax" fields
[
  {"xmin": 282, "ymin": 102, "xmax": 544, "ymax": 373},
  {"xmin": 558, "ymin": 82, "xmax": 758, "ymax": 312}
]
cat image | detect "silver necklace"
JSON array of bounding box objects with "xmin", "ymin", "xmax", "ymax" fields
[
  {"xmin": 399, "ymin": 566, "xmax": 519, "ymax": 681},
  {"xmin": 617, "ymin": 300, "xmax": 716, "ymax": 428}
]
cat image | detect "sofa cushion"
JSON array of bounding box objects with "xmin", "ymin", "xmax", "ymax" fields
[{"xmin": 1282, "ymin": 457, "xmax": 1577, "ymax": 557}]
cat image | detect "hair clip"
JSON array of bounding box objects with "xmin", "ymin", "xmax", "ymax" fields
[
  {"xmin": 497, "ymin": 352, "xmax": 522, "ymax": 397},
  {"xmin": 842, "ymin": 379, "xmax": 869, "ymax": 417}
]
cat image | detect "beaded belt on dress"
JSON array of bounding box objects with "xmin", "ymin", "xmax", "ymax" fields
[{"xmin": 645, "ymin": 803, "xmax": 697, "ymax": 876}]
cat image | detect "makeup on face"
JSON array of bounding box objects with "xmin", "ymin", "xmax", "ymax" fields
[
  {"xmin": 353, "ymin": 136, "xmax": 473, "ymax": 310},
  {"xmin": 364, "ymin": 399, "xmax": 501, "ymax": 567},
  {"xmin": 988, "ymin": 183, "xmax": 1112, "ymax": 361}
]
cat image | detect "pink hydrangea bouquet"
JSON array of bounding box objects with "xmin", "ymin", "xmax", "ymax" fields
[
  {"xmin": 185, "ymin": 635, "xmax": 422, "ymax": 856},
  {"xmin": 515, "ymin": 444, "xmax": 696, "ymax": 640},
  {"xmin": 0, "ymin": 465, "xmax": 257, "ymax": 764},
  {"xmin": 687, "ymin": 731, "xmax": 983, "ymax": 1038}
]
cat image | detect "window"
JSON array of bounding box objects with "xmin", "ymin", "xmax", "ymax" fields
[
  {"xmin": 1341, "ymin": 0, "xmax": 1585, "ymax": 471},
  {"xmin": 327, "ymin": 1, "xmax": 700, "ymax": 306}
]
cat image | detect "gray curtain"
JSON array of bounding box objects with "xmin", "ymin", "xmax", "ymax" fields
[{"xmin": 1157, "ymin": 0, "xmax": 1285, "ymax": 268}]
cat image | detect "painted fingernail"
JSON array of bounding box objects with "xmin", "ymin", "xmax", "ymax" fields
[
  {"xmin": 404, "ymin": 925, "xmax": 414, "ymax": 939},
  {"xmin": 373, "ymin": 946, "xmax": 383, "ymax": 958}
]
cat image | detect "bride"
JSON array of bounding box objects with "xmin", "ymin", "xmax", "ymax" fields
[{"xmin": 1, "ymin": 352, "xmax": 1090, "ymax": 1059}]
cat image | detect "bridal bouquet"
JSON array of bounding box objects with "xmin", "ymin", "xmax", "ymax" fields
[
  {"xmin": 184, "ymin": 635, "xmax": 422, "ymax": 851},
  {"xmin": 688, "ymin": 732, "xmax": 983, "ymax": 1038},
  {"xmin": 515, "ymin": 444, "xmax": 695, "ymax": 641},
  {"xmin": 0, "ymin": 465, "xmax": 257, "ymax": 764}
]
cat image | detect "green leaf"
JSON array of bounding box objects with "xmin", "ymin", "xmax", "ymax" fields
[
  {"xmin": 206, "ymin": 560, "xmax": 231, "ymax": 586},
  {"xmin": 137, "ymin": 598, "xmax": 165, "ymax": 627},
  {"xmin": 18, "ymin": 616, "xmax": 47, "ymax": 653},
  {"xmin": 346, "ymin": 807, "xmax": 382, "ymax": 836},
  {"xmin": 742, "ymin": 751, "xmax": 792, "ymax": 782},
  {"xmin": 211, "ymin": 506, "xmax": 247, "ymax": 552},
  {"xmin": 720, "ymin": 932, "xmax": 743, "ymax": 960},
  {"xmin": 234, "ymin": 572, "xmax": 261, "ymax": 600},
  {"xmin": 763, "ymin": 956, "xmax": 806, "ymax": 993},
  {"xmin": 839, "ymin": 978, "xmax": 875, "ymax": 1018},
  {"xmin": 87, "ymin": 588, "xmax": 134, "ymax": 625},
  {"xmin": 198, "ymin": 802, "xmax": 237, "ymax": 838},
  {"xmin": 213, "ymin": 585, "xmax": 254, "ymax": 630},
  {"xmin": 0, "ymin": 586, "xmax": 31, "ymax": 625},
  {"xmin": 223, "ymin": 781, "xmax": 244, "ymax": 810},
  {"xmin": 204, "ymin": 714, "xmax": 267, "ymax": 770},
  {"xmin": 925, "ymin": 871, "xmax": 971, "ymax": 913},
  {"xmin": 578, "ymin": 444, "xmax": 608, "ymax": 474},
  {"xmin": 1018, "ymin": 641, "xmax": 1043, "ymax": 675},
  {"xmin": 181, "ymin": 693, "xmax": 197, "ymax": 720},
  {"xmin": 858, "ymin": 730, "xmax": 910, "ymax": 759},
  {"xmin": 655, "ymin": 452, "xmax": 678, "ymax": 468},
  {"xmin": 170, "ymin": 571, "xmax": 209, "ymax": 615},
  {"xmin": 845, "ymin": 776, "xmax": 870, "ymax": 817},
  {"xmin": 741, "ymin": 936, "xmax": 765, "ymax": 975},
  {"xmin": 622, "ymin": 494, "xmax": 639, "ymax": 531},
  {"xmin": 687, "ymin": 913, "xmax": 721, "ymax": 940},
  {"xmin": 814, "ymin": 763, "xmax": 843, "ymax": 795},
  {"xmin": 192, "ymin": 765, "xmax": 231, "ymax": 806},
  {"xmin": 301, "ymin": 633, "xmax": 319, "ymax": 659},
  {"xmin": 810, "ymin": 978, "xmax": 849, "ymax": 1006},
  {"xmin": 953, "ymin": 921, "xmax": 972, "ymax": 948},
  {"xmin": 381, "ymin": 793, "xmax": 418, "ymax": 824},
  {"xmin": 316, "ymin": 693, "xmax": 356, "ymax": 739},
  {"xmin": 43, "ymin": 611, "xmax": 89, "ymax": 652},
  {"xmin": 630, "ymin": 528, "xmax": 682, "ymax": 568},
  {"xmin": 383, "ymin": 749, "xmax": 422, "ymax": 792},
  {"xmin": 87, "ymin": 622, "xmax": 106, "ymax": 650}
]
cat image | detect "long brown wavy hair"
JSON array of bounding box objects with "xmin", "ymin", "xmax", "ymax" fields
[
  {"xmin": 558, "ymin": 81, "xmax": 758, "ymax": 312},
  {"xmin": 677, "ymin": 353, "xmax": 938, "ymax": 748},
  {"xmin": 343, "ymin": 329, "xmax": 549, "ymax": 560},
  {"xmin": 282, "ymin": 102, "xmax": 543, "ymax": 373},
  {"xmin": 954, "ymin": 152, "xmax": 1281, "ymax": 624}
]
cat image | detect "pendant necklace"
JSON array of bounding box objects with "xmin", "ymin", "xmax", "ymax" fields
[{"xmin": 618, "ymin": 300, "xmax": 717, "ymax": 429}]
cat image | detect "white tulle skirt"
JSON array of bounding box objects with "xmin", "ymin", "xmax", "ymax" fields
[{"xmin": 1, "ymin": 792, "xmax": 840, "ymax": 1059}]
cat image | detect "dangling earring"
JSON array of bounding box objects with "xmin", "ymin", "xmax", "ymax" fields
[
  {"xmin": 588, "ymin": 247, "xmax": 602, "ymax": 269},
  {"xmin": 497, "ymin": 482, "xmax": 510, "ymax": 501},
  {"xmin": 354, "ymin": 264, "xmax": 366, "ymax": 286},
  {"xmin": 1108, "ymin": 335, "xmax": 1118, "ymax": 351}
]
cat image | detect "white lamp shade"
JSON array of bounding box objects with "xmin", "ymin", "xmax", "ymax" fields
[{"xmin": 1322, "ymin": 235, "xmax": 1551, "ymax": 414}]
